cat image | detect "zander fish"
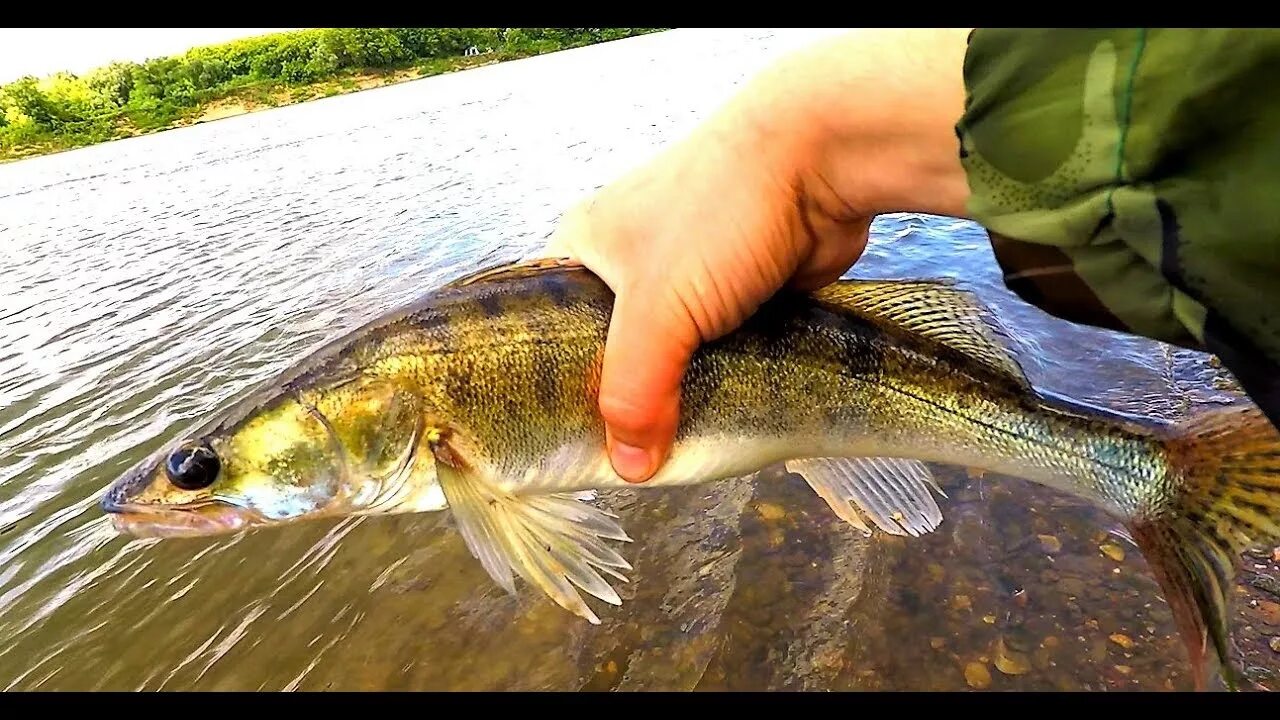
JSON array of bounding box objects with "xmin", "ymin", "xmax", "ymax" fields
[{"xmin": 100, "ymin": 258, "xmax": 1280, "ymax": 690}]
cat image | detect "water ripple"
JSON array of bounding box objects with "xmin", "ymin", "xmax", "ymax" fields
[{"xmin": 0, "ymin": 28, "xmax": 1241, "ymax": 691}]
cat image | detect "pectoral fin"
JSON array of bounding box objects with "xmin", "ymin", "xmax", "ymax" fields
[
  {"xmin": 429, "ymin": 432, "xmax": 633, "ymax": 624},
  {"xmin": 786, "ymin": 456, "xmax": 946, "ymax": 538}
]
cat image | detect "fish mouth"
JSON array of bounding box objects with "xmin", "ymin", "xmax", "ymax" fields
[{"xmin": 101, "ymin": 496, "xmax": 265, "ymax": 539}]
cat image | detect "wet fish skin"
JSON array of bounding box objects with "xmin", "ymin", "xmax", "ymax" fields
[{"xmin": 100, "ymin": 258, "xmax": 1280, "ymax": 691}]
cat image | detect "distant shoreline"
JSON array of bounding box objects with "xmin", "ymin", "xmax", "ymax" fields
[
  {"xmin": 0, "ymin": 56, "xmax": 497, "ymax": 165},
  {"xmin": 0, "ymin": 29, "xmax": 667, "ymax": 165}
]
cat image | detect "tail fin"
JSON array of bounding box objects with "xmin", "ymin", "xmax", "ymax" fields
[{"xmin": 1133, "ymin": 403, "xmax": 1280, "ymax": 691}]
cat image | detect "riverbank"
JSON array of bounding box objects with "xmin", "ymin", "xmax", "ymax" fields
[
  {"xmin": 1, "ymin": 53, "xmax": 544, "ymax": 164},
  {"xmin": 0, "ymin": 29, "xmax": 666, "ymax": 164}
]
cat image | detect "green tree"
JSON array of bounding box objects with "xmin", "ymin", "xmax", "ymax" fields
[
  {"xmin": 1, "ymin": 28, "xmax": 669, "ymax": 159},
  {"xmin": 2, "ymin": 77, "xmax": 60, "ymax": 129},
  {"xmin": 85, "ymin": 62, "xmax": 137, "ymax": 107}
]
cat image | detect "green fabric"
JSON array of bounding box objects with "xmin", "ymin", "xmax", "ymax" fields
[{"xmin": 955, "ymin": 28, "xmax": 1280, "ymax": 424}]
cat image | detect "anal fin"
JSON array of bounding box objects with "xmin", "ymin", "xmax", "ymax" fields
[
  {"xmin": 430, "ymin": 434, "xmax": 633, "ymax": 624},
  {"xmin": 786, "ymin": 457, "xmax": 946, "ymax": 538}
]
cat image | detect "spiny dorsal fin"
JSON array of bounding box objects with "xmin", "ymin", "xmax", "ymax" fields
[
  {"xmin": 812, "ymin": 278, "xmax": 1028, "ymax": 386},
  {"xmin": 443, "ymin": 256, "xmax": 588, "ymax": 290},
  {"xmin": 786, "ymin": 456, "xmax": 946, "ymax": 538}
]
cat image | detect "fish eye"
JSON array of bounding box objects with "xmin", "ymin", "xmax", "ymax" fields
[{"xmin": 164, "ymin": 440, "xmax": 221, "ymax": 491}]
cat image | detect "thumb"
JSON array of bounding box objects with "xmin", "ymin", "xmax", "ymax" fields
[{"xmin": 597, "ymin": 285, "xmax": 701, "ymax": 483}]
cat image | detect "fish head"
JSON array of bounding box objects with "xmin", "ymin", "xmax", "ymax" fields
[{"xmin": 102, "ymin": 366, "xmax": 435, "ymax": 538}]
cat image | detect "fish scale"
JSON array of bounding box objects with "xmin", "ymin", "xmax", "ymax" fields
[{"xmin": 101, "ymin": 256, "xmax": 1280, "ymax": 691}]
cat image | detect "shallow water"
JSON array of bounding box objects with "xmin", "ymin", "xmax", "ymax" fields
[{"xmin": 1, "ymin": 28, "xmax": 1277, "ymax": 691}]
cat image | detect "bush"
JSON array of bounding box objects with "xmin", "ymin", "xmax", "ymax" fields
[{"xmin": 0, "ymin": 28, "xmax": 669, "ymax": 154}]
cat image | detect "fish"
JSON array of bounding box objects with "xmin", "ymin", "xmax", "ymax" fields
[{"xmin": 100, "ymin": 257, "xmax": 1280, "ymax": 690}]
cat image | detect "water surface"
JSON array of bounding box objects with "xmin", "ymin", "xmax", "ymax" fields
[{"xmin": 1, "ymin": 28, "xmax": 1277, "ymax": 691}]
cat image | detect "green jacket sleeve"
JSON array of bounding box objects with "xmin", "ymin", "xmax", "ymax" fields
[{"xmin": 954, "ymin": 28, "xmax": 1280, "ymax": 425}]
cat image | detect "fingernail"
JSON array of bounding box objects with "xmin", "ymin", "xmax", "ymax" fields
[{"xmin": 610, "ymin": 441, "xmax": 652, "ymax": 483}]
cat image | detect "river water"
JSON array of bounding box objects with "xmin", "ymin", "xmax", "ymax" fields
[{"xmin": 1, "ymin": 28, "xmax": 1277, "ymax": 691}]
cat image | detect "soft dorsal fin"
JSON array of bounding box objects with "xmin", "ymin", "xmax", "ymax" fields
[
  {"xmin": 812, "ymin": 278, "xmax": 1028, "ymax": 386},
  {"xmin": 443, "ymin": 256, "xmax": 588, "ymax": 289}
]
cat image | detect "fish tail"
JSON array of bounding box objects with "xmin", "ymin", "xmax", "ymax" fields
[{"xmin": 1132, "ymin": 403, "xmax": 1280, "ymax": 691}]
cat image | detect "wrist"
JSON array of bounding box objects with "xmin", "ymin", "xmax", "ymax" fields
[{"xmin": 737, "ymin": 29, "xmax": 975, "ymax": 221}]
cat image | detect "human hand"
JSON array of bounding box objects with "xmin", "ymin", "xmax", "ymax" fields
[{"xmin": 542, "ymin": 28, "xmax": 973, "ymax": 483}]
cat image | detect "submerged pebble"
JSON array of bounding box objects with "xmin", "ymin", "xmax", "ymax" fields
[
  {"xmin": 1258, "ymin": 601, "xmax": 1280, "ymax": 626},
  {"xmin": 994, "ymin": 637, "xmax": 1032, "ymax": 676},
  {"xmin": 755, "ymin": 502, "xmax": 786, "ymax": 521},
  {"xmin": 1250, "ymin": 573, "xmax": 1280, "ymax": 599},
  {"xmin": 1058, "ymin": 578, "xmax": 1085, "ymax": 596},
  {"xmin": 1109, "ymin": 633, "xmax": 1135, "ymax": 650},
  {"xmin": 1037, "ymin": 535, "xmax": 1062, "ymax": 555},
  {"xmin": 964, "ymin": 661, "xmax": 992, "ymax": 689},
  {"xmin": 1099, "ymin": 543, "xmax": 1125, "ymax": 562}
]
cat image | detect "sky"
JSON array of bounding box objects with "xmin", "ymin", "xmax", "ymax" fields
[{"xmin": 0, "ymin": 28, "xmax": 303, "ymax": 84}]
